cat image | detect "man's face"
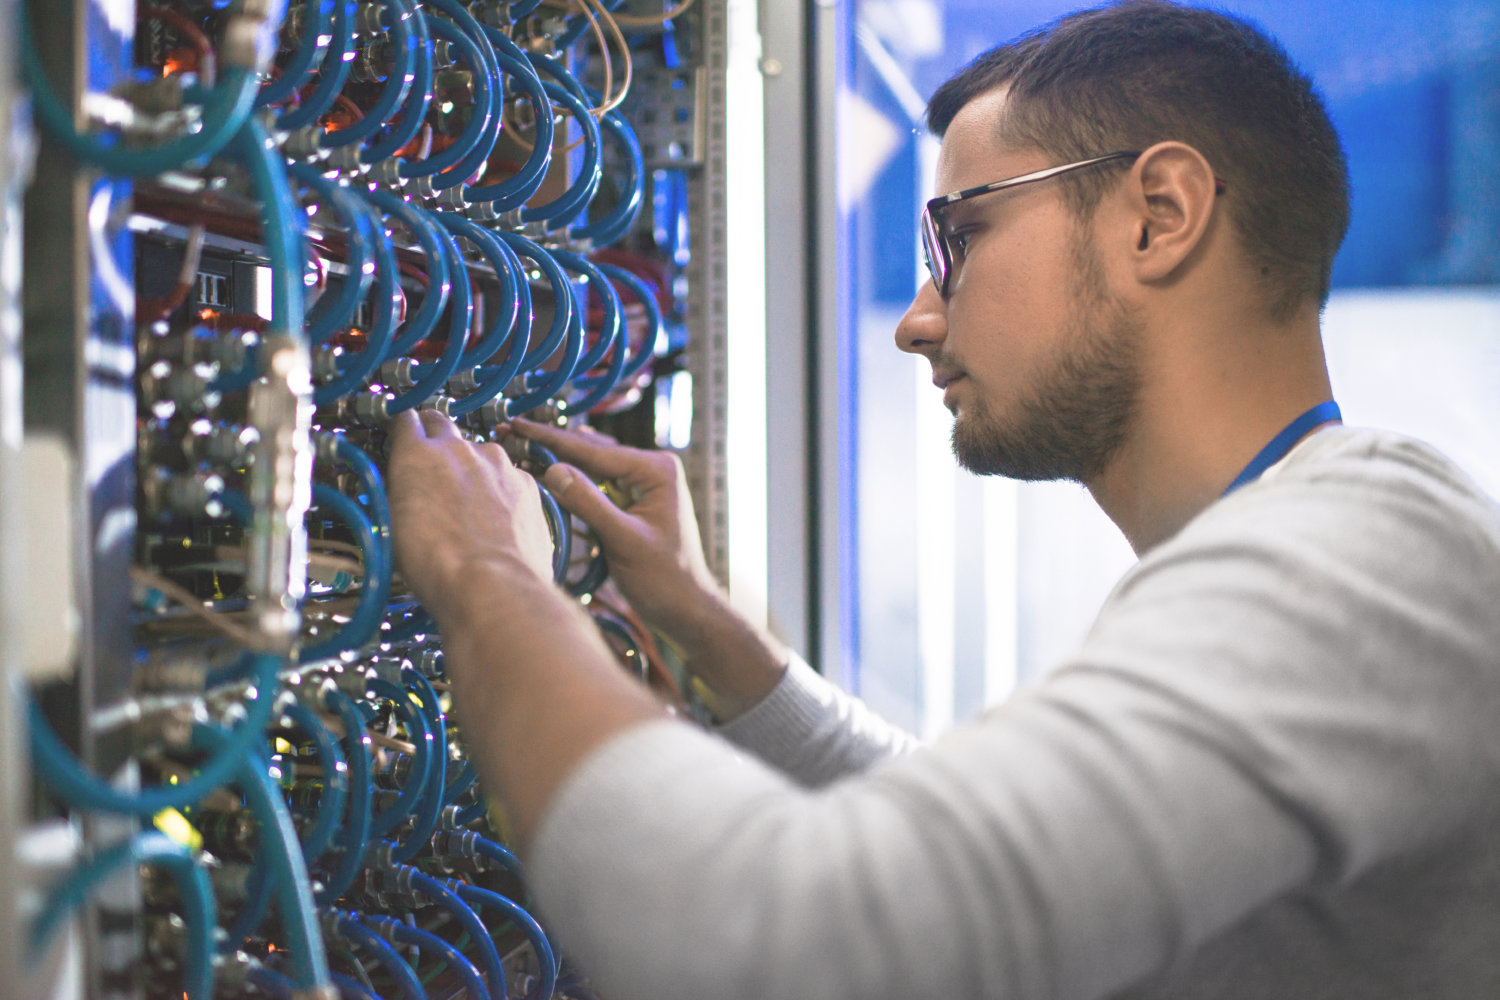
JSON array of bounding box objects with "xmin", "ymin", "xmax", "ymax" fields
[{"xmin": 896, "ymin": 89, "xmax": 1142, "ymax": 484}]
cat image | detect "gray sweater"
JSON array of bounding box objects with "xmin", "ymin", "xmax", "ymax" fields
[{"xmin": 529, "ymin": 427, "xmax": 1500, "ymax": 999}]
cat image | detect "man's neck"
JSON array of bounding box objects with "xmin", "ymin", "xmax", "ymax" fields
[{"xmin": 1087, "ymin": 311, "xmax": 1335, "ymax": 555}]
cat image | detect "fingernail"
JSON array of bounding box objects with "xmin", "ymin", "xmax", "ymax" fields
[{"xmin": 542, "ymin": 464, "xmax": 571, "ymax": 491}]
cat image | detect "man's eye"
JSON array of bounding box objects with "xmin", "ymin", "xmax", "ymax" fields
[{"xmin": 948, "ymin": 231, "xmax": 973, "ymax": 259}]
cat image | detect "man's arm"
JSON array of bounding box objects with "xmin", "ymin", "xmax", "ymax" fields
[
  {"xmin": 385, "ymin": 410, "xmax": 667, "ymax": 851},
  {"xmin": 510, "ymin": 417, "xmax": 789, "ymax": 719}
]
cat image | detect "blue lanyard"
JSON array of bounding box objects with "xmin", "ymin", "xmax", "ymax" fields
[{"xmin": 1222, "ymin": 400, "xmax": 1342, "ymax": 497}]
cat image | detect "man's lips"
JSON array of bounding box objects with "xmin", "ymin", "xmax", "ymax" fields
[{"xmin": 932, "ymin": 371, "xmax": 965, "ymax": 390}]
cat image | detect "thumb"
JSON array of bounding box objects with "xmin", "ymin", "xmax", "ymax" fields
[{"xmin": 542, "ymin": 463, "xmax": 639, "ymax": 548}]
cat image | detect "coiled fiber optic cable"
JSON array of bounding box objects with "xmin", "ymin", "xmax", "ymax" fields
[
  {"xmin": 213, "ymin": 115, "xmax": 309, "ymax": 393},
  {"xmin": 30, "ymin": 831, "xmax": 216, "ymax": 1000},
  {"xmin": 291, "ymin": 164, "xmax": 377, "ymax": 344},
  {"xmin": 433, "ymin": 215, "xmax": 522, "ymax": 369},
  {"xmin": 385, "ymin": 218, "xmax": 472, "ymax": 414},
  {"xmin": 360, "ymin": 2, "xmax": 433, "ymax": 164},
  {"xmin": 258, "ymin": 0, "xmax": 336, "ymax": 107},
  {"xmin": 453, "ymin": 882, "xmax": 558, "ymax": 1000},
  {"xmin": 279, "ymin": 700, "xmax": 349, "ymax": 867},
  {"xmin": 317, "ymin": 688, "xmax": 373, "ymax": 906},
  {"xmin": 278, "ymin": 0, "xmax": 359, "ymax": 132},
  {"xmin": 595, "ymin": 261, "xmax": 664, "ymax": 382},
  {"xmin": 300, "ymin": 483, "xmax": 390, "ymax": 662},
  {"xmin": 388, "ymin": 668, "xmax": 447, "ymax": 861},
  {"xmin": 568, "ymin": 96, "xmax": 646, "ymax": 246},
  {"xmin": 402, "ymin": 866, "xmax": 508, "ymax": 996},
  {"xmin": 365, "ymin": 189, "xmax": 450, "ymax": 359},
  {"xmin": 366, "ymin": 678, "xmax": 433, "ymax": 839},
  {"xmin": 193, "ymin": 724, "xmax": 332, "ymax": 992},
  {"xmin": 397, "ymin": 8, "xmax": 498, "ymax": 186},
  {"xmin": 519, "ymin": 80, "xmax": 603, "ymax": 229},
  {"xmin": 313, "ymin": 194, "xmax": 400, "ymax": 405},
  {"xmin": 466, "ymin": 26, "xmax": 554, "ymax": 209},
  {"xmin": 28, "ymin": 651, "xmax": 284, "ymax": 816},
  {"xmin": 369, "ymin": 917, "xmax": 490, "ymax": 1000},
  {"xmin": 321, "ymin": 0, "xmax": 419, "ymax": 147},
  {"xmin": 331, "ymin": 912, "xmax": 426, "ymax": 1000}
]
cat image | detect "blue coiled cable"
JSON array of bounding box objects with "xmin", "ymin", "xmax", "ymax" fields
[
  {"xmin": 519, "ymin": 80, "xmax": 603, "ymax": 229},
  {"xmin": 444, "ymin": 761, "xmax": 477, "ymax": 804},
  {"xmin": 291, "ymin": 164, "xmax": 376, "ymax": 344},
  {"xmin": 537, "ymin": 482, "xmax": 572, "ymax": 586},
  {"xmin": 512, "ymin": 300, "xmax": 583, "ymax": 416},
  {"xmin": 300, "ymin": 483, "xmax": 390, "ymax": 662},
  {"xmin": 466, "ymin": 26, "xmax": 554, "ymax": 209},
  {"xmin": 22, "ymin": 24, "xmax": 261, "ymax": 175},
  {"xmin": 365, "ymin": 190, "xmax": 451, "ymax": 360},
  {"xmin": 569, "ymin": 95, "xmax": 646, "ymax": 246},
  {"xmin": 369, "ymin": 917, "xmax": 490, "ymax": 1000},
  {"xmin": 551, "ymin": 250, "xmax": 622, "ymax": 376},
  {"xmin": 278, "ymin": 0, "xmax": 359, "ymax": 131},
  {"xmin": 328, "ymin": 433, "xmax": 393, "ymax": 558},
  {"xmin": 454, "ymin": 797, "xmax": 488, "ymax": 827},
  {"xmin": 193, "ymin": 725, "xmax": 332, "ymax": 992},
  {"xmin": 397, "ymin": 8, "xmax": 498, "ymax": 186},
  {"xmin": 497, "ymin": 231, "xmax": 571, "ymax": 369},
  {"xmin": 550, "ymin": 249, "xmax": 626, "ymax": 413},
  {"xmin": 366, "ymin": 679, "xmax": 433, "ymax": 840},
  {"xmin": 317, "ymin": 688, "xmax": 372, "ymax": 906},
  {"xmin": 401, "ymin": 866, "xmax": 507, "ymax": 996},
  {"xmin": 595, "ymin": 262, "xmax": 664, "ymax": 382},
  {"xmin": 453, "ymin": 883, "xmax": 558, "ymax": 1000},
  {"xmin": 332, "ymin": 912, "xmax": 426, "ymax": 1000},
  {"xmin": 213, "ymin": 115, "xmax": 309, "ymax": 393},
  {"xmin": 321, "ymin": 0, "xmax": 419, "ymax": 146},
  {"xmin": 433, "ymin": 214, "xmax": 522, "ymax": 368},
  {"xmin": 258, "ymin": 0, "xmax": 336, "ymax": 107},
  {"xmin": 31, "ymin": 832, "xmax": 216, "ymax": 1000},
  {"xmin": 360, "ymin": 3, "xmax": 433, "ymax": 164},
  {"xmin": 279, "ymin": 700, "xmax": 349, "ymax": 867},
  {"xmin": 385, "ymin": 217, "xmax": 473, "ymax": 413},
  {"xmin": 389, "ymin": 668, "xmax": 446, "ymax": 861},
  {"xmin": 247, "ymin": 961, "xmax": 297, "ymax": 999},
  {"xmin": 331, "ymin": 972, "xmax": 383, "ymax": 1000},
  {"xmin": 313, "ymin": 194, "xmax": 400, "ymax": 405},
  {"xmin": 28, "ymin": 651, "xmax": 283, "ymax": 816}
]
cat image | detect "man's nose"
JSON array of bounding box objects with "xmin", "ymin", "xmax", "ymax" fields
[{"xmin": 894, "ymin": 281, "xmax": 947, "ymax": 355}]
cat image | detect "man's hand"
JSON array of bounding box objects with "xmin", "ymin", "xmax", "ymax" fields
[
  {"xmin": 509, "ymin": 418, "xmax": 790, "ymax": 717},
  {"xmin": 509, "ymin": 417, "xmax": 722, "ymax": 651},
  {"xmin": 386, "ymin": 410, "xmax": 554, "ymax": 619}
]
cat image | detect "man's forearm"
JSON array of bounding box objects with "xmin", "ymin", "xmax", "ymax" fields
[
  {"xmin": 657, "ymin": 588, "xmax": 791, "ymax": 721},
  {"xmin": 433, "ymin": 560, "xmax": 669, "ymax": 853}
]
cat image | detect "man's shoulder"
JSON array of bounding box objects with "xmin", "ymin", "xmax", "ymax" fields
[{"xmin": 1109, "ymin": 424, "xmax": 1500, "ymax": 627}]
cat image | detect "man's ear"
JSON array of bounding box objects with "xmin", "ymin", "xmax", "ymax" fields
[{"xmin": 1121, "ymin": 141, "xmax": 1221, "ymax": 284}]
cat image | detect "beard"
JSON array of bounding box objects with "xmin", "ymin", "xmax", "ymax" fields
[{"xmin": 950, "ymin": 232, "xmax": 1143, "ymax": 484}]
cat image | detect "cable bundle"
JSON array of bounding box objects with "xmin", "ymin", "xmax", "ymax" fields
[{"xmin": 21, "ymin": 0, "xmax": 699, "ymax": 995}]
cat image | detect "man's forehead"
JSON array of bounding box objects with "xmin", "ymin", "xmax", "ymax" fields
[{"xmin": 934, "ymin": 86, "xmax": 1036, "ymax": 193}]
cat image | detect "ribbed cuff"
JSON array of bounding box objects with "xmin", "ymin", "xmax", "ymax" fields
[{"xmin": 716, "ymin": 654, "xmax": 836, "ymax": 758}]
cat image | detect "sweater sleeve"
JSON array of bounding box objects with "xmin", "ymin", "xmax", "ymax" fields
[
  {"xmin": 714, "ymin": 653, "xmax": 922, "ymax": 785},
  {"xmin": 527, "ymin": 435, "xmax": 1500, "ymax": 1000}
]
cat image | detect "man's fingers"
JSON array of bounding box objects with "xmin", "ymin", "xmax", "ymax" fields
[
  {"xmin": 417, "ymin": 408, "xmax": 462, "ymax": 439},
  {"xmin": 542, "ymin": 463, "xmax": 637, "ymax": 548},
  {"xmin": 511, "ymin": 418, "xmax": 643, "ymax": 479},
  {"xmin": 386, "ymin": 410, "xmax": 425, "ymax": 451}
]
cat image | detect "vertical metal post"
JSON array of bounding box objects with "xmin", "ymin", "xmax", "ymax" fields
[
  {"xmin": 684, "ymin": 0, "xmax": 732, "ymax": 584},
  {"xmin": 0, "ymin": 0, "xmax": 30, "ymax": 991},
  {"xmin": 22, "ymin": 0, "xmax": 141, "ymax": 996}
]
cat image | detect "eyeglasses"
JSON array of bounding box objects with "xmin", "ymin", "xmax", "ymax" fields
[{"xmin": 920, "ymin": 151, "xmax": 1142, "ymax": 297}]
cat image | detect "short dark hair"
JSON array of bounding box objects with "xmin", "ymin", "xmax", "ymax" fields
[{"xmin": 927, "ymin": 0, "xmax": 1350, "ymax": 320}]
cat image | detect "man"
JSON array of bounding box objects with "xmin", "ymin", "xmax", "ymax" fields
[{"xmin": 385, "ymin": 2, "xmax": 1500, "ymax": 997}]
